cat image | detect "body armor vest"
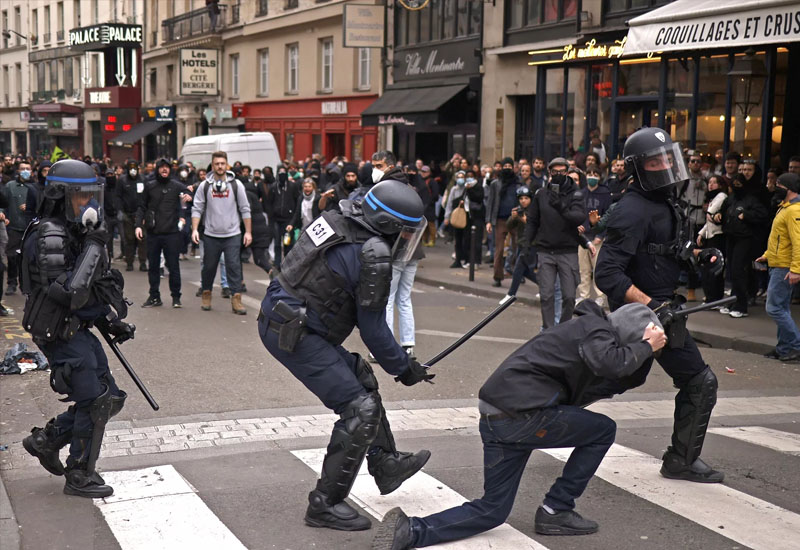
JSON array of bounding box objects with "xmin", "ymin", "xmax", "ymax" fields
[{"xmin": 277, "ymin": 210, "xmax": 384, "ymax": 345}]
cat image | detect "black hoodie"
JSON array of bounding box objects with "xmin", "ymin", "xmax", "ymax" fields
[{"xmin": 524, "ymin": 176, "xmax": 588, "ymax": 252}]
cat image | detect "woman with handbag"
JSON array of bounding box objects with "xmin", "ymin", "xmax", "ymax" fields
[{"xmin": 444, "ymin": 170, "xmax": 469, "ymax": 268}]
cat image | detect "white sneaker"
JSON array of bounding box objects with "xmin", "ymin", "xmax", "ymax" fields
[
  {"xmin": 719, "ymin": 307, "xmax": 731, "ymax": 314},
  {"xmin": 729, "ymin": 310, "xmax": 749, "ymax": 318},
  {"xmin": 499, "ymin": 294, "xmax": 515, "ymax": 305}
]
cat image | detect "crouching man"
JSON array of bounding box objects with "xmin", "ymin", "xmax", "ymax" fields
[{"xmin": 374, "ymin": 300, "xmax": 667, "ymax": 548}]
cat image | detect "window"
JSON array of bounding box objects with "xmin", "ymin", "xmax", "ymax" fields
[
  {"xmin": 149, "ymin": 68, "xmax": 157, "ymax": 100},
  {"xmin": 16, "ymin": 63, "xmax": 22, "ymax": 104},
  {"xmin": 257, "ymin": 0, "xmax": 268, "ymax": 16},
  {"xmin": 285, "ymin": 0, "xmax": 299, "ymax": 9},
  {"xmin": 1, "ymin": 11, "xmax": 7, "ymax": 49},
  {"xmin": 74, "ymin": 1, "xmax": 80, "ymax": 27},
  {"xmin": 13, "ymin": 7, "xmax": 20, "ymax": 45},
  {"xmin": 230, "ymin": 54, "xmax": 239, "ymax": 97},
  {"xmin": 57, "ymin": 2, "xmax": 64, "ymax": 41},
  {"xmin": 37, "ymin": 63, "xmax": 45, "ymax": 93},
  {"xmin": 320, "ymin": 38, "xmax": 333, "ymax": 92},
  {"xmin": 166, "ymin": 64, "xmax": 174, "ymax": 96},
  {"xmin": 3, "ymin": 66, "xmax": 8, "ymax": 106},
  {"xmin": 258, "ymin": 49, "xmax": 269, "ymax": 96},
  {"xmin": 44, "ymin": 6, "xmax": 51, "ymax": 42},
  {"xmin": 64, "ymin": 58, "xmax": 73, "ymax": 95},
  {"xmin": 50, "ymin": 60, "xmax": 59, "ymax": 90},
  {"xmin": 357, "ymin": 48, "xmax": 371, "ymax": 90},
  {"xmin": 92, "ymin": 0, "xmax": 99, "ymax": 24},
  {"xmin": 287, "ymin": 43, "xmax": 299, "ymax": 93},
  {"xmin": 31, "ymin": 9, "xmax": 38, "ymax": 40}
]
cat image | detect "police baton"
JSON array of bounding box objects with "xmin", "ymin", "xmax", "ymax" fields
[
  {"xmin": 425, "ymin": 296, "xmax": 517, "ymax": 368},
  {"xmin": 99, "ymin": 328, "xmax": 160, "ymax": 411},
  {"xmin": 676, "ymin": 295, "xmax": 737, "ymax": 317}
]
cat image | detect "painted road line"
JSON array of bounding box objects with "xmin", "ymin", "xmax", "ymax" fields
[
  {"xmin": 292, "ymin": 448, "xmax": 549, "ymax": 550},
  {"xmin": 708, "ymin": 426, "xmax": 800, "ymax": 455},
  {"xmin": 542, "ymin": 444, "xmax": 800, "ymax": 550},
  {"xmin": 588, "ymin": 395, "xmax": 800, "ymax": 421},
  {"xmin": 95, "ymin": 465, "xmax": 247, "ymax": 550}
]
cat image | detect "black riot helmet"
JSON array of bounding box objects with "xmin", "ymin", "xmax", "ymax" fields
[
  {"xmin": 42, "ymin": 159, "xmax": 103, "ymax": 226},
  {"xmin": 363, "ymin": 180, "xmax": 426, "ymax": 262},
  {"xmin": 623, "ymin": 127, "xmax": 689, "ymax": 192}
]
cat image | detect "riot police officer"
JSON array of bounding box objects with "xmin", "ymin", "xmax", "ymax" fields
[
  {"xmin": 595, "ymin": 128, "xmax": 725, "ymax": 483},
  {"xmin": 258, "ymin": 180, "xmax": 433, "ymax": 531},
  {"xmin": 20, "ymin": 159, "xmax": 134, "ymax": 498}
]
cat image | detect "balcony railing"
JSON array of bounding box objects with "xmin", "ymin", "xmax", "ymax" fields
[
  {"xmin": 43, "ymin": 32, "xmax": 51, "ymax": 44},
  {"xmin": 56, "ymin": 30, "xmax": 64, "ymax": 42},
  {"xmin": 161, "ymin": 4, "xmax": 233, "ymax": 44}
]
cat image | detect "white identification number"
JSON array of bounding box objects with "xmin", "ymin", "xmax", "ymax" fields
[{"xmin": 307, "ymin": 217, "xmax": 335, "ymax": 246}]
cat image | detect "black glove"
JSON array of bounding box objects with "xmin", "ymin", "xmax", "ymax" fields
[
  {"xmin": 649, "ymin": 300, "xmax": 679, "ymax": 330},
  {"xmin": 395, "ymin": 359, "xmax": 435, "ymax": 386},
  {"xmin": 698, "ymin": 247, "xmax": 724, "ymax": 277},
  {"xmin": 547, "ymin": 189, "xmax": 562, "ymax": 209},
  {"xmin": 85, "ymin": 224, "xmax": 111, "ymax": 247},
  {"xmin": 98, "ymin": 315, "xmax": 136, "ymax": 344}
]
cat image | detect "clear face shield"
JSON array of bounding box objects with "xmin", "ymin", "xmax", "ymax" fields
[
  {"xmin": 632, "ymin": 142, "xmax": 690, "ymax": 191},
  {"xmin": 65, "ymin": 183, "xmax": 104, "ymax": 228},
  {"xmin": 391, "ymin": 218, "xmax": 427, "ymax": 262}
]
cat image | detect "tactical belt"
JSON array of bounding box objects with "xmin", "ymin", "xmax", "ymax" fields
[{"xmin": 646, "ymin": 242, "xmax": 677, "ymax": 256}]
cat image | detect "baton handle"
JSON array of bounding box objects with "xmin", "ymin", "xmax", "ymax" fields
[
  {"xmin": 425, "ymin": 296, "xmax": 517, "ymax": 367},
  {"xmin": 99, "ymin": 329, "xmax": 160, "ymax": 411}
]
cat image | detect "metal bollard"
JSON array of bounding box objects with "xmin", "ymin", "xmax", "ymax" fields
[{"xmin": 469, "ymin": 225, "xmax": 476, "ymax": 282}]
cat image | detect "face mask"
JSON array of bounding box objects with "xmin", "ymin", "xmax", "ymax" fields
[
  {"xmin": 456, "ymin": 178, "xmax": 465, "ymax": 186},
  {"xmin": 129, "ymin": 169, "xmax": 138, "ymax": 177},
  {"xmin": 587, "ymin": 176, "xmax": 599, "ymax": 188},
  {"xmin": 550, "ymin": 173, "xmax": 566, "ymax": 187},
  {"xmin": 278, "ymin": 172, "xmax": 288, "ymax": 184},
  {"xmin": 465, "ymin": 177, "xmax": 477, "ymax": 187},
  {"xmin": 501, "ymin": 168, "xmax": 514, "ymax": 179},
  {"xmin": 774, "ymin": 187, "xmax": 788, "ymax": 201},
  {"xmin": 106, "ymin": 175, "xmax": 116, "ymax": 186},
  {"xmin": 180, "ymin": 170, "xmax": 188, "ymax": 179},
  {"xmin": 371, "ymin": 167, "xmax": 384, "ymax": 184},
  {"xmin": 19, "ymin": 170, "xmax": 31, "ymax": 181}
]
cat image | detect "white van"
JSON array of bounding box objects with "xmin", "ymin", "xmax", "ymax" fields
[{"xmin": 179, "ymin": 132, "xmax": 281, "ymax": 173}]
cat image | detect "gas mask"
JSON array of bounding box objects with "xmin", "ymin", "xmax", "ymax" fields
[{"xmin": 129, "ymin": 168, "xmax": 138, "ymax": 177}]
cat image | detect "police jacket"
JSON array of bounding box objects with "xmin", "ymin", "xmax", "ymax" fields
[
  {"xmin": 719, "ymin": 186, "xmax": 770, "ymax": 240},
  {"xmin": 523, "ymin": 179, "xmax": 587, "ymax": 252},
  {"xmin": 264, "ymin": 208, "xmax": 408, "ymax": 375},
  {"xmin": 135, "ymin": 176, "xmax": 188, "ymax": 235},
  {"xmin": 479, "ymin": 301, "xmax": 653, "ymax": 416},
  {"xmin": 116, "ymin": 173, "xmax": 146, "ymax": 214},
  {"xmin": 594, "ymin": 186, "xmax": 682, "ymax": 307}
]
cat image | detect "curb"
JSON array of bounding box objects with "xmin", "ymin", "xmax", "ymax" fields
[
  {"xmin": 0, "ymin": 474, "xmax": 21, "ymax": 550},
  {"xmin": 415, "ymin": 275, "xmax": 773, "ymax": 356}
]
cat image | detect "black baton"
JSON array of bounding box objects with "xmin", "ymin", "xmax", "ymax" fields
[
  {"xmin": 425, "ymin": 296, "xmax": 517, "ymax": 367},
  {"xmin": 99, "ymin": 329, "xmax": 160, "ymax": 411},
  {"xmin": 677, "ymin": 295, "xmax": 737, "ymax": 317}
]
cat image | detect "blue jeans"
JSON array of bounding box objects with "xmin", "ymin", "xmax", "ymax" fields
[
  {"xmin": 386, "ymin": 260, "xmax": 418, "ymax": 346},
  {"xmin": 201, "ymin": 235, "xmax": 242, "ymax": 293},
  {"xmin": 410, "ymin": 406, "xmax": 616, "ymax": 547},
  {"xmin": 766, "ymin": 267, "xmax": 800, "ymax": 355},
  {"xmin": 220, "ymin": 252, "xmax": 229, "ymax": 288}
]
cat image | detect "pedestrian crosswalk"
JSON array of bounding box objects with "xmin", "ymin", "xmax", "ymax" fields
[{"xmin": 81, "ymin": 421, "xmax": 800, "ymax": 550}]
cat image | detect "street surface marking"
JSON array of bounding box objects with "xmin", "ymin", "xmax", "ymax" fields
[
  {"xmin": 542, "ymin": 444, "xmax": 800, "ymax": 550},
  {"xmin": 292, "ymin": 448, "xmax": 549, "ymax": 550},
  {"xmin": 416, "ymin": 329, "xmax": 527, "ymax": 345},
  {"xmin": 95, "ymin": 465, "xmax": 247, "ymax": 550},
  {"xmin": 708, "ymin": 426, "xmax": 800, "ymax": 455}
]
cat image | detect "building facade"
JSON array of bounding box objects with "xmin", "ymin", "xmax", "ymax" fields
[{"xmin": 0, "ymin": 1, "xmax": 29, "ymax": 154}]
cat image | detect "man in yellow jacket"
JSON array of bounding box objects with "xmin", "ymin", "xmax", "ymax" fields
[{"xmin": 756, "ymin": 173, "xmax": 800, "ymax": 362}]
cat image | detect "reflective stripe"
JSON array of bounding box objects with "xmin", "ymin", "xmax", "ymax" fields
[
  {"xmin": 365, "ymin": 192, "xmax": 423, "ymax": 223},
  {"xmin": 46, "ymin": 176, "xmax": 99, "ymax": 184}
]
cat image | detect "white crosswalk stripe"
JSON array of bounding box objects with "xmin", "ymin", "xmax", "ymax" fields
[
  {"xmin": 95, "ymin": 465, "xmax": 247, "ymax": 550},
  {"xmin": 542, "ymin": 444, "xmax": 800, "ymax": 550},
  {"xmin": 291, "ymin": 448, "xmax": 549, "ymax": 550},
  {"xmin": 708, "ymin": 426, "xmax": 800, "ymax": 455}
]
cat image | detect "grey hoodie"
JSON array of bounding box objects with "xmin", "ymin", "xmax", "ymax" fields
[{"xmin": 192, "ymin": 171, "xmax": 251, "ymax": 238}]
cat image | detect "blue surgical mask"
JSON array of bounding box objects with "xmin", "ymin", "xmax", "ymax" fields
[
  {"xmin": 456, "ymin": 178, "xmax": 465, "ymax": 186},
  {"xmin": 19, "ymin": 169, "xmax": 31, "ymax": 181},
  {"xmin": 587, "ymin": 176, "xmax": 599, "ymax": 188}
]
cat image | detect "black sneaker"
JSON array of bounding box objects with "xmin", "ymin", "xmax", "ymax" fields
[
  {"xmin": 141, "ymin": 296, "xmax": 163, "ymax": 308},
  {"xmin": 172, "ymin": 298, "xmax": 182, "ymax": 308},
  {"xmin": 660, "ymin": 450, "xmax": 724, "ymax": 483},
  {"xmin": 492, "ymin": 279, "xmax": 502, "ymax": 287},
  {"xmin": 0, "ymin": 304, "xmax": 9, "ymax": 317},
  {"xmin": 534, "ymin": 506, "xmax": 598, "ymax": 536},
  {"xmin": 126, "ymin": 264, "xmax": 134, "ymax": 272},
  {"xmin": 5, "ymin": 284, "xmax": 16, "ymax": 295},
  {"xmin": 368, "ymin": 449, "xmax": 431, "ymax": 495},
  {"xmin": 221, "ymin": 287, "xmax": 231, "ymax": 298},
  {"xmin": 241, "ymin": 283, "xmax": 247, "ymax": 293},
  {"xmin": 372, "ymin": 507, "xmax": 415, "ymax": 550},
  {"xmin": 139, "ymin": 263, "xmax": 148, "ymax": 272},
  {"xmin": 778, "ymin": 349, "xmax": 800, "ymax": 362},
  {"xmin": 764, "ymin": 349, "xmax": 781, "ymax": 360}
]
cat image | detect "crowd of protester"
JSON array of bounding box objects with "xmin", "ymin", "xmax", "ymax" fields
[{"xmin": 1, "ymin": 144, "xmax": 799, "ymax": 358}]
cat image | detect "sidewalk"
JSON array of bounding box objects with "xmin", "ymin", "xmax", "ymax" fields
[{"xmin": 414, "ymin": 241, "xmax": 796, "ymax": 356}]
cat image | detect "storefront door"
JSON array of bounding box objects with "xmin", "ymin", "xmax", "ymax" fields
[
  {"xmin": 615, "ymin": 100, "xmax": 658, "ymax": 154},
  {"xmin": 326, "ymin": 133, "xmax": 345, "ymax": 159}
]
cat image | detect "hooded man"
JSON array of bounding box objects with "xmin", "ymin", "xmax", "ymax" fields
[
  {"xmin": 320, "ymin": 162, "xmax": 358, "ymax": 214},
  {"xmin": 485, "ymin": 157, "xmax": 521, "ymax": 286},
  {"xmin": 1, "ymin": 160, "xmax": 35, "ymax": 294},
  {"xmin": 116, "ymin": 159, "xmax": 148, "ymax": 271}
]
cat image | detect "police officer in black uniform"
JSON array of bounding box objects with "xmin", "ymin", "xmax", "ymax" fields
[
  {"xmin": 258, "ymin": 180, "xmax": 433, "ymax": 531},
  {"xmin": 20, "ymin": 159, "xmax": 134, "ymax": 498},
  {"xmin": 595, "ymin": 127, "xmax": 725, "ymax": 483}
]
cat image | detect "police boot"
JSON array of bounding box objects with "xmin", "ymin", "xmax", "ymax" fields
[
  {"xmin": 22, "ymin": 419, "xmax": 71, "ymax": 476},
  {"xmin": 368, "ymin": 449, "xmax": 431, "ymax": 495},
  {"xmin": 63, "ymin": 465, "xmax": 113, "ymax": 498},
  {"xmin": 660, "ymin": 449, "xmax": 724, "ymax": 483},
  {"xmin": 304, "ymin": 483, "xmax": 371, "ymax": 531},
  {"xmin": 231, "ymin": 293, "xmax": 247, "ymax": 315}
]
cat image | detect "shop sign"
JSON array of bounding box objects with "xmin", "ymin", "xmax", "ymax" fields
[
  {"xmin": 322, "ymin": 101, "xmax": 348, "ymax": 115},
  {"xmin": 69, "ymin": 24, "xmax": 142, "ymax": 51},
  {"xmin": 394, "ymin": 39, "xmax": 480, "ymax": 82},
  {"xmin": 89, "ymin": 91, "xmax": 112, "ymax": 104},
  {"xmin": 180, "ymin": 49, "xmax": 219, "ymax": 96},
  {"xmin": 398, "ymin": 0, "xmax": 430, "ymax": 9},
  {"xmin": 377, "ymin": 115, "xmax": 415, "ymax": 126},
  {"xmin": 143, "ymin": 106, "xmax": 175, "ymax": 122},
  {"xmin": 562, "ymin": 38, "xmax": 627, "ymax": 61},
  {"xmin": 343, "ymin": 5, "xmax": 384, "ymax": 48},
  {"xmin": 62, "ymin": 117, "xmax": 79, "ymax": 131},
  {"xmin": 19, "ymin": 112, "xmax": 30, "ymax": 122}
]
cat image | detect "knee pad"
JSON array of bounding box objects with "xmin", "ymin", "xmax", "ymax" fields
[
  {"xmin": 339, "ymin": 393, "xmax": 381, "ymax": 447},
  {"xmin": 110, "ymin": 391, "xmax": 127, "ymax": 418},
  {"xmin": 89, "ymin": 385, "xmax": 114, "ymax": 425},
  {"xmin": 685, "ymin": 366, "xmax": 718, "ymax": 408}
]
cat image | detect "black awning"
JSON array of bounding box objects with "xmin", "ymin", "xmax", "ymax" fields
[
  {"xmin": 361, "ymin": 84, "xmax": 466, "ymax": 126},
  {"xmin": 110, "ymin": 121, "xmax": 167, "ymax": 145}
]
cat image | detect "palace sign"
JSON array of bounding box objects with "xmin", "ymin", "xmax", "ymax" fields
[{"xmin": 69, "ymin": 24, "xmax": 142, "ymax": 51}]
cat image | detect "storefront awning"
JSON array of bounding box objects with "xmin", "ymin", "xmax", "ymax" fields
[
  {"xmin": 109, "ymin": 121, "xmax": 167, "ymax": 146},
  {"xmin": 361, "ymin": 84, "xmax": 466, "ymax": 126},
  {"xmin": 625, "ymin": 0, "xmax": 800, "ymax": 56}
]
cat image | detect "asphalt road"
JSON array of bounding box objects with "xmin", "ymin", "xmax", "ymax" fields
[{"xmin": 1, "ymin": 254, "xmax": 799, "ymax": 550}]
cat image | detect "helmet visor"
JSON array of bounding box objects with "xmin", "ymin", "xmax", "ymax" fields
[
  {"xmin": 632, "ymin": 142, "xmax": 690, "ymax": 191},
  {"xmin": 391, "ymin": 218, "xmax": 427, "ymax": 262},
  {"xmin": 64, "ymin": 183, "xmax": 104, "ymax": 227}
]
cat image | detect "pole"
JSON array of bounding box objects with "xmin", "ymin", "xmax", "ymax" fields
[
  {"xmin": 469, "ymin": 225, "xmax": 476, "ymax": 282},
  {"xmin": 99, "ymin": 329, "xmax": 160, "ymax": 411},
  {"xmin": 425, "ymin": 296, "xmax": 517, "ymax": 368}
]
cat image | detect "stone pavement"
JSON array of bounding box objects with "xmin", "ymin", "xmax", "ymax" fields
[{"xmin": 413, "ymin": 240, "xmax": 799, "ymax": 356}]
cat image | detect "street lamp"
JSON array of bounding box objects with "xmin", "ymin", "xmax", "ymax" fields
[
  {"xmin": 727, "ymin": 48, "xmax": 767, "ymax": 119},
  {"xmin": 1, "ymin": 29, "xmax": 28, "ymax": 41}
]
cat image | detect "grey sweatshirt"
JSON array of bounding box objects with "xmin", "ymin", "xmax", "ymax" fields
[{"xmin": 192, "ymin": 172, "xmax": 251, "ymax": 238}]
